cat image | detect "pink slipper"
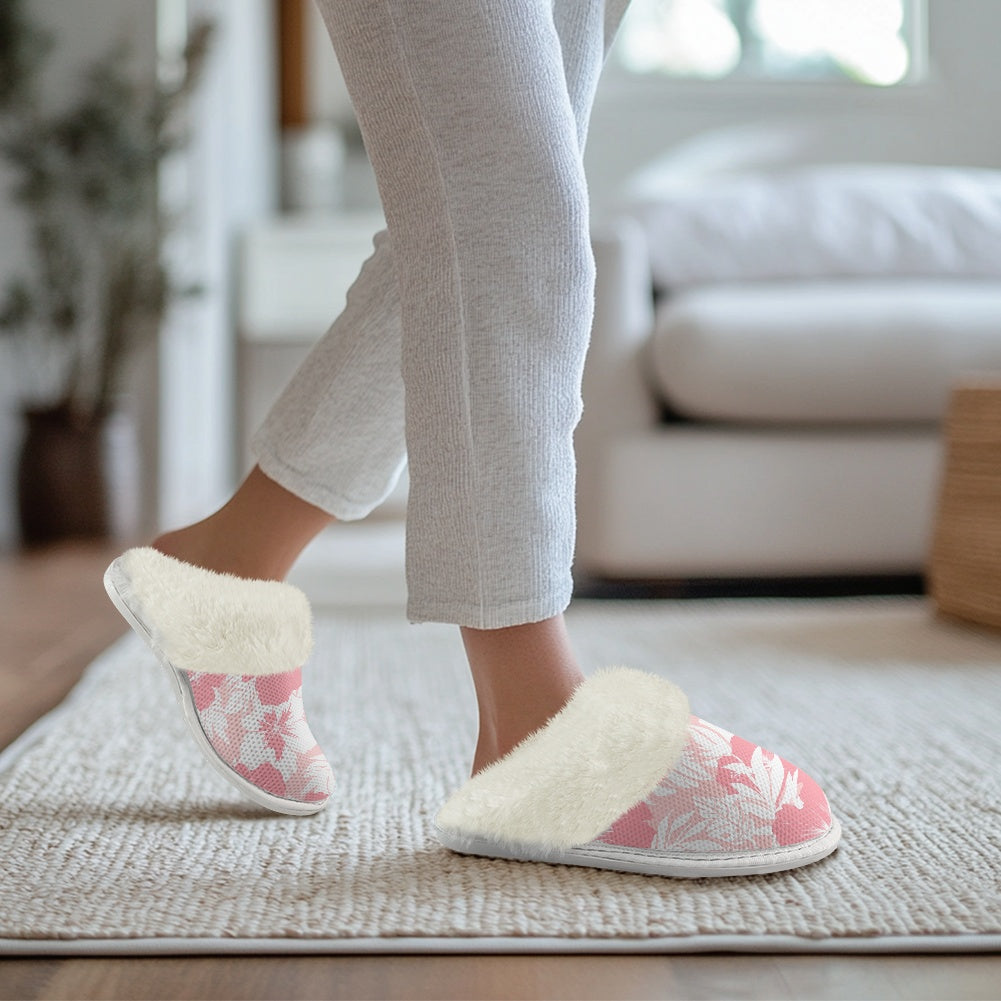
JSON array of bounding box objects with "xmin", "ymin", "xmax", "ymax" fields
[
  {"xmin": 104, "ymin": 547, "xmax": 334, "ymax": 816},
  {"xmin": 435, "ymin": 669, "xmax": 840, "ymax": 877}
]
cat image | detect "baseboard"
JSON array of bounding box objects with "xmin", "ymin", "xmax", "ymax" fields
[{"xmin": 572, "ymin": 574, "xmax": 926, "ymax": 601}]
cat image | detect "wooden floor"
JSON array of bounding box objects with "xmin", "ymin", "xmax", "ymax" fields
[{"xmin": 1, "ymin": 542, "xmax": 998, "ymax": 1001}]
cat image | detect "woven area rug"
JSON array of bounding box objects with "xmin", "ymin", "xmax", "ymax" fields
[{"xmin": 2, "ymin": 597, "xmax": 1000, "ymax": 955}]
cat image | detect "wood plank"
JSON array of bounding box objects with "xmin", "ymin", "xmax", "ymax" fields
[
  {"xmin": 2, "ymin": 954, "xmax": 1000, "ymax": 1001},
  {"xmin": 0, "ymin": 959, "xmax": 64, "ymax": 1001},
  {"xmin": 0, "ymin": 541, "xmax": 126, "ymax": 750}
]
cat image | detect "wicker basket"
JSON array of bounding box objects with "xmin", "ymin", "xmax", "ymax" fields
[{"xmin": 929, "ymin": 383, "xmax": 1001, "ymax": 628}]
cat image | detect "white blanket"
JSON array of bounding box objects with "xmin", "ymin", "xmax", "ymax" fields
[{"xmin": 621, "ymin": 164, "xmax": 1001, "ymax": 287}]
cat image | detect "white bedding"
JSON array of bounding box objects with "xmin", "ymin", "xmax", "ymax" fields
[{"xmin": 622, "ymin": 164, "xmax": 1001, "ymax": 288}]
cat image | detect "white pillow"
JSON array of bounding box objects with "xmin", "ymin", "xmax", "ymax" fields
[{"xmin": 621, "ymin": 164, "xmax": 1001, "ymax": 288}]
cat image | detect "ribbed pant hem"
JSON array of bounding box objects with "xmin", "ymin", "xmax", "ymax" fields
[
  {"xmin": 252, "ymin": 439, "xmax": 392, "ymax": 523},
  {"xmin": 406, "ymin": 592, "xmax": 572, "ymax": 630}
]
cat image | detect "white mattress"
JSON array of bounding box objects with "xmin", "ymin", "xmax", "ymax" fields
[{"xmin": 649, "ymin": 280, "xmax": 1001, "ymax": 423}]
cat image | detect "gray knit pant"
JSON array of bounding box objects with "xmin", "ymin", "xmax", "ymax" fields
[{"xmin": 251, "ymin": 1, "xmax": 629, "ymax": 628}]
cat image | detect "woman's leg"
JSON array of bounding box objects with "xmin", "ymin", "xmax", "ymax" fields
[
  {"xmin": 313, "ymin": 0, "xmax": 607, "ymax": 628},
  {"xmin": 156, "ymin": 227, "xmax": 407, "ymax": 580},
  {"xmin": 452, "ymin": 0, "xmax": 630, "ymax": 771},
  {"xmin": 308, "ymin": 0, "xmax": 607, "ymax": 768},
  {"xmin": 163, "ymin": 0, "xmax": 628, "ymax": 566},
  {"xmin": 158, "ymin": 0, "xmax": 630, "ymax": 772}
]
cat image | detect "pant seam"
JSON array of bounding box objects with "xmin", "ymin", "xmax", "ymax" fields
[{"xmin": 380, "ymin": 0, "xmax": 489, "ymax": 624}]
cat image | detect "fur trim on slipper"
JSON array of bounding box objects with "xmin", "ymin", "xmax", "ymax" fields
[
  {"xmin": 112, "ymin": 547, "xmax": 313, "ymax": 677},
  {"xmin": 436, "ymin": 668, "xmax": 691, "ymax": 851}
]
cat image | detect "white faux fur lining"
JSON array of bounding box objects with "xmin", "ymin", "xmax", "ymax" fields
[
  {"xmin": 436, "ymin": 668, "xmax": 690, "ymax": 851},
  {"xmin": 110, "ymin": 547, "xmax": 313, "ymax": 677}
]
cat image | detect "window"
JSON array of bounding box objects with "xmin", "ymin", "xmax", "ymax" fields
[{"xmin": 613, "ymin": 0, "xmax": 925, "ymax": 87}]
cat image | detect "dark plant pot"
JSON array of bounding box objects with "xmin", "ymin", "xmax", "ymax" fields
[{"xmin": 17, "ymin": 405, "xmax": 111, "ymax": 546}]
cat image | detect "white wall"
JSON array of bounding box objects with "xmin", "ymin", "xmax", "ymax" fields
[
  {"xmin": 157, "ymin": 0, "xmax": 277, "ymax": 531},
  {"xmin": 585, "ymin": 0, "xmax": 1001, "ymax": 217}
]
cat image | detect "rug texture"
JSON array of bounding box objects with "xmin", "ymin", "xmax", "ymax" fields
[{"xmin": 2, "ymin": 597, "xmax": 1000, "ymax": 955}]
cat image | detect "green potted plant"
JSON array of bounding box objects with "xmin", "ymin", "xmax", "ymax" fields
[{"xmin": 0, "ymin": 0, "xmax": 212, "ymax": 545}]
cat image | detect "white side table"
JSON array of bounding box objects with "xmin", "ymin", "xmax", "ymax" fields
[
  {"xmin": 236, "ymin": 212, "xmax": 408, "ymax": 517},
  {"xmin": 240, "ymin": 212, "xmax": 385, "ymax": 345}
]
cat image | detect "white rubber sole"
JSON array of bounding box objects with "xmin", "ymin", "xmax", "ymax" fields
[
  {"xmin": 436, "ymin": 816, "xmax": 842, "ymax": 878},
  {"xmin": 103, "ymin": 558, "xmax": 329, "ymax": 817}
]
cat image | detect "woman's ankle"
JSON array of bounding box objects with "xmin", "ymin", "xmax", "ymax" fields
[
  {"xmin": 469, "ymin": 675, "xmax": 581, "ymax": 774},
  {"xmin": 151, "ymin": 520, "xmax": 291, "ymax": 581},
  {"xmin": 462, "ymin": 615, "xmax": 584, "ymax": 774},
  {"xmin": 150, "ymin": 466, "xmax": 334, "ymax": 582}
]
